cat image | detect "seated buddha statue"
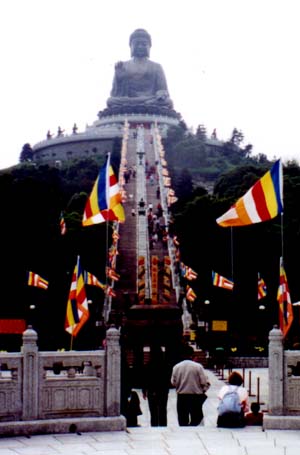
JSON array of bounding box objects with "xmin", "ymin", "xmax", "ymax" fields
[{"xmin": 105, "ymin": 29, "xmax": 174, "ymax": 114}]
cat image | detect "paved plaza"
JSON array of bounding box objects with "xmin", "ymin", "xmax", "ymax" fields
[{"xmin": 1, "ymin": 368, "xmax": 300, "ymax": 455}]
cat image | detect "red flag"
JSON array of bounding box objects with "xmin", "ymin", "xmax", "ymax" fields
[
  {"xmin": 277, "ymin": 257, "xmax": 293, "ymax": 338},
  {"xmin": 0, "ymin": 319, "xmax": 26, "ymax": 334}
]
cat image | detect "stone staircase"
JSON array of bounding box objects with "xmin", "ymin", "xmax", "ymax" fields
[
  {"xmin": 112, "ymin": 125, "xmax": 182, "ymax": 347},
  {"xmin": 114, "ymin": 133, "xmax": 138, "ymax": 310}
]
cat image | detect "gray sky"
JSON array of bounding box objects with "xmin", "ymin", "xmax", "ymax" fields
[{"xmin": 1, "ymin": 0, "xmax": 299, "ymax": 169}]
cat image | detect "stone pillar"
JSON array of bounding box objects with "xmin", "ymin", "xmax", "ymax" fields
[
  {"xmin": 22, "ymin": 326, "xmax": 39, "ymax": 420},
  {"xmin": 105, "ymin": 326, "xmax": 121, "ymax": 416},
  {"xmin": 268, "ymin": 326, "xmax": 284, "ymax": 415}
]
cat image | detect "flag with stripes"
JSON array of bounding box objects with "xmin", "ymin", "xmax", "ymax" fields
[
  {"xmin": 186, "ymin": 285, "xmax": 197, "ymax": 302},
  {"xmin": 186, "ymin": 266, "xmax": 198, "ymax": 281},
  {"xmin": 216, "ymin": 159, "xmax": 283, "ymax": 227},
  {"xmin": 212, "ymin": 271, "xmax": 234, "ymax": 290},
  {"xmin": 84, "ymin": 271, "xmax": 106, "ymax": 290},
  {"xmin": 258, "ymin": 273, "xmax": 267, "ymax": 300},
  {"xmin": 106, "ymin": 286, "xmax": 116, "ymax": 298},
  {"xmin": 277, "ymin": 257, "xmax": 293, "ymax": 338},
  {"xmin": 60, "ymin": 211, "xmax": 67, "ymax": 235},
  {"xmin": 82, "ymin": 154, "xmax": 125, "ymax": 226},
  {"xmin": 65, "ymin": 256, "xmax": 89, "ymax": 337},
  {"xmin": 106, "ymin": 267, "xmax": 120, "ymax": 281},
  {"xmin": 27, "ymin": 271, "xmax": 49, "ymax": 290}
]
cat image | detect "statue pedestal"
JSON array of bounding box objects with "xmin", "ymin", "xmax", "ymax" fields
[{"xmin": 93, "ymin": 112, "xmax": 179, "ymax": 132}]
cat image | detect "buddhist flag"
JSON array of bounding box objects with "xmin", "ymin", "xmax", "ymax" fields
[
  {"xmin": 84, "ymin": 271, "xmax": 106, "ymax": 290},
  {"xmin": 180, "ymin": 263, "xmax": 198, "ymax": 280},
  {"xmin": 173, "ymin": 236, "xmax": 180, "ymax": 247},
  {"xmin": 186, "ymin": 285, "xmax": 197, "ymax": 302},
  {"xmin": 65, "ymin": 256, "xmax": 89, "ymax": 337},
  {"xmin": 60, "ymin": 211, "xmax": 67, "ymax": 235},
  {"xmin": 277, "ymin": 257, "xmax": 293, "ymax": 338},
  {"xmin": 112, "ymin": 230, "xmax": 120, "ymax": 242},
  {"xmin": 106, "ymin": 286, "xmax": 116, "ymax": 298},
  {"xmin": 27, "ymin": 271, "xmax": 49, "ymax": 290},
  {"xmin": 186, "ymin": 267, "xmax": 198, "ymax": 281},
  {"xmin": 258, "ymin": 273, "xmax": 267, "ymax": 300},
  {"xmin": 216, "ymin": 159, "xmax": 283, "ymax": 227},
  {"xmin": 212, "ymin": 271, "xmax": 234, "ymax": 290},
  {"xmin": 106, "ymin": 267, "xmax": 120, "ymax": 281},
  {"xmin": 82, "ymin": 155, "xmax": 125, "ymax": 226}
]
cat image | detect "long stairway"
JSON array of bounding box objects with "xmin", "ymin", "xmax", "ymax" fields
[
  {"xmin": 113, "ymin": 132, "xmax": 138, "ymax": 309},
  {"xmin": 113, "ymin": 123, "xmax": 182, "ymax": 347}
]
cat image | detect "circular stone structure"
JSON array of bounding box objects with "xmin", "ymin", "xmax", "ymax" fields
[{"xmin": 32, "ymin": 114, "xmax": 179, "ymax": 166}]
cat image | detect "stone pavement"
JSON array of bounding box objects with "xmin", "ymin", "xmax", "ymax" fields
[{"xmin": 1, "ymin": 368, "xmax": 300, "ymax": 455}]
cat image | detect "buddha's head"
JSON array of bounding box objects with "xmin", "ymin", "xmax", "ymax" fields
[{"xmin": 129, "ymin": 29, "xmax": 151, "ymax": 58}]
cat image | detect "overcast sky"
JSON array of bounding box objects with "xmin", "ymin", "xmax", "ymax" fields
[{"xmin": 1, "ymin": 0, "xmax": 299, "ymax": 169}]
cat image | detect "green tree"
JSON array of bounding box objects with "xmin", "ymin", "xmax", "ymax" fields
[
  {"xmin": 229, "ymin": 128, "xmax": 244, "ymax": 147},
  {"xmin": 173, "ymin": 168, "xmax": 194, "ymax": 200},
  {"xmin": 19, "ymin": 143, "xmax": 33, "ymax": 163},
  {"xmin": 213, "ymin": 164, "xmax": 266, "ymax": 199}
]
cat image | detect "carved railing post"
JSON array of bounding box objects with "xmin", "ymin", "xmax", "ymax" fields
[
  {"xmin": 105, "ymin": 326, "xmax": 121, "ymax": 416},
  {"xmin": 22, "ymin": 326, "xmax": 39, "ymax": 420},
  {"xmin": 268, "ymin": 326, "xmax": 284, "ymax": 415}
]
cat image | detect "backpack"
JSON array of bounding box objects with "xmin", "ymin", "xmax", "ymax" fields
[{"xmin": 218, "ymin": 387, "xmax": 242, "ymax": 416}]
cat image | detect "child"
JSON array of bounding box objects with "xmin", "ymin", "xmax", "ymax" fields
[
  {"xmin": 126, "ymin": 390, "xmax": 142, "ymax": 427},
  {"xmin": 245, "ymin": 402, "xmax": 263, "ymax": 426}
]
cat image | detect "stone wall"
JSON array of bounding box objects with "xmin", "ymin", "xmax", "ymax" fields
[
  {"xmin": 33, "ymin": 137, "xmax": 114, "ymax": 166},
  {"xmin": 32, "ymin": 114, "xmax": 178, "ymax": 166},
  {"xmin": 227, "ymin": 356, "xmax": 268, "ymax": 368}
]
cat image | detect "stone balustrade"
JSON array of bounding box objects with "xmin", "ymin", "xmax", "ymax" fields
[
  {"xmin": 264, "ymin": 326, "xmax": 300, "ymax": 429},
  {"xmin": 0, "ymin": 326, "xmax": 125, "ymax": 436}
]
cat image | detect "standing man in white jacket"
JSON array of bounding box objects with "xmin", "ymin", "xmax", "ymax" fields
[{"xmin": 171, "ymin": 344, "xmax": 210, "ymax": 426}]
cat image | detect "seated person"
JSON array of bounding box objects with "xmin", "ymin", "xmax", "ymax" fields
[
  {"xmin": 217, "ymin": 371, "xmax": 250, "ymax": 428},
  {"xmin": 245, "ymin": 402, "xmax": 263, "ymax": 426}
]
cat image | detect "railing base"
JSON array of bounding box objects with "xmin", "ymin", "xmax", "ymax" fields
[
  {"xmin": 0, "ymin": 416, "xmax": 126, "ymax": 437},
  {"xmin": 263, "ymin": 415, "xmax": 300, "ymax": 430}
]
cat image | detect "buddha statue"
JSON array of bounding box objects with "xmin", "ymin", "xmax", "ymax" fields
[{"xmin": 102, "ymin": 29, "xmax": 175, "ymax": 116}]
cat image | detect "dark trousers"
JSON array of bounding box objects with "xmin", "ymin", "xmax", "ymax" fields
[
  {"xmin": 148, "ymin": 391, "xmax": 168, "ymax": 426},
  {"xmin": 217, "ymin": 411, "xmax": 246, "ymax": 428},
  {"xmin": 176, "ymin": 394, "xmax": 204, "ymax": 426}
]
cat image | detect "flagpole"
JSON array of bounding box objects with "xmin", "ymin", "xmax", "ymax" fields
[
  {"xmin": 104, "ymin": 153, "xmax": 110, "ymax": 323},
  {"xmin": 280, "ymin": 212, "xmax": 284, "ymax": 261},
  {"xmin": 70, "ymin": 256, "xmax": 77, "ymax": 350},
  {"xmin": 230, "ymin": 227, "xmax": 234, "ymax": 281}
]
